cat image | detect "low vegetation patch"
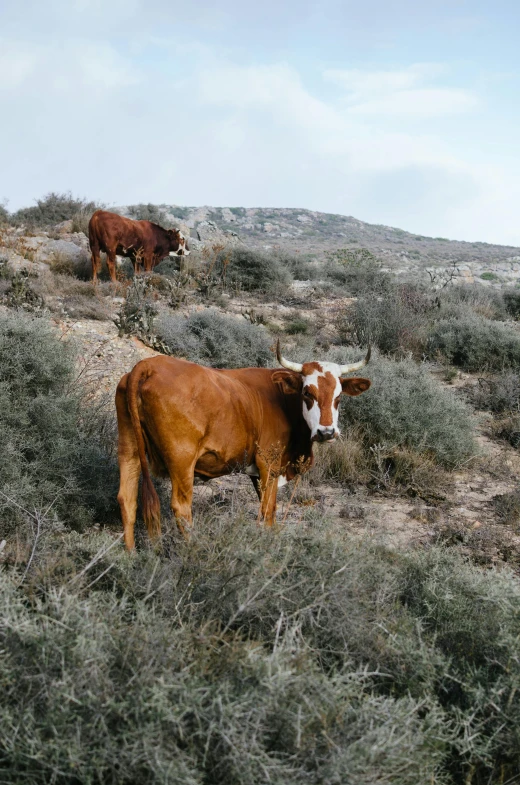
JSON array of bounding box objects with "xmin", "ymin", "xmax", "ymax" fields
[
  {"xmin": 427, "ymin": 314, "xmax": 520, "ymax": 371},
  {"xmin": 502, "ymin": 288, "xmax": 520, "ymax": 320},
  {"xmin": 127, "ymin": 202, "xmax": 170, "ymax": 224},
  {"xmin": 1, "ymin": 514, "xmax": 520, "ymax": 784},
  {"xmin": 155, "ymin": 309, "xmax": 272, "ymax": 368},
  {"xmin": 493, "ymin": 490, "xmax": 520, "ymax": 529},
  {"xmin": 469, "ymin": 371, "xmax": 520, "ymax": 414},
  {"xmin": 438, "ymin": 283, "xmax": 508, "ymax": 321},
  {"xmin": 324, "ymin": 248, "xmax": 391, "ymax": 295},
  {"xmin": 343, "ymin": 283, "xmax": 433, "ymax": 358},
  {"xmin": 213, "ymin": 246, "xmax": 292, "ymax": 295},
  {"xmin": 337, "ymin": 352, "xmax": 476, "ymax": 469},
  {"xmin": 0, "ymin": 311, "xmax": 118, "ymax": 537},
  {"xmin": 9, "ymin": 192, "xmax": 101, "ymax": 229}
]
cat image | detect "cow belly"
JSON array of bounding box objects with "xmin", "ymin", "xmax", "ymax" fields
[{"xmin": 194, "ymin": 450, "xmax": 233, "ymax": 478}]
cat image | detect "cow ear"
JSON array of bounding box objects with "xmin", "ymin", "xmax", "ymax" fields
[
  {"xmin": 272, "ymin": 370, "xmax": 302, "ymax": 395},
  {"xmin": 341, "ymin": 377, "xmax": 371, "ymax": 397}
]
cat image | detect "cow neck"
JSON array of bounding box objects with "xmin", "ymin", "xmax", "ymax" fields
[{"xmin": 283, "ymin": 388, "xmax": 314, "ymax": 471}]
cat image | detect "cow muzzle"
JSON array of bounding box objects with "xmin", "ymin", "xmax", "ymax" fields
[{"xmin": 314, "ymin": 427, "xmax": 336, "ymax": 443}]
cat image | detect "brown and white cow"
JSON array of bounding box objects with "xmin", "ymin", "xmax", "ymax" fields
[
  {"xmin": 116, "ymin": 341, "xmax": 371, "ymax": 549},
  {"xmin": 89, "ymin": 209, "xmax": 189, "ymax": 282}
]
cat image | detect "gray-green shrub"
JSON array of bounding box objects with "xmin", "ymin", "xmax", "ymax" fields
[
  {"xmin": 2, "ymin": 514, "xmax": 520, "ymax": 783},
  {"xmin": 324, "ymin": 248, "xmax": 391, "ymax": 295},
  {"xmin": 155, "ymin": 309, "xmax": 272, "ymax": 368},
  {"xmin": 469, "ymin": 371, "xmax": 520, "ymax": 414},
  {"xmin": 0, "ymin": 311, "xmax": 118, "ymax": 535},
  {"xmin": 437, "ymin": 284, "xmax": 508, "ymax": 321},
  {"xmin": 428, "ymin": 314, "xmax": 520, "ymax": 371},
  {"xmin": 503, "ymin": 288, "xmax": 520, "ymax": 320},
  {"xmin": 215, "ymin": 247, "xmax": 291, "ymax": 295},
  {"xmin": 275, "ymin": 250, "xmax": 319, "ymax": 281},
  {"xmin": 344, "ymin": 283, "xmax": 433, "ymax": 357},
  {"xmin": 336, "ymin": 351, "xmax": 475, "ymax": 467},
  {"xmin": 115, "ymin": 277, "xmax": 158, "ymax": 338},
  {"xmin": 127, "ymin": 202, "xmax": 168, "ymax": 224},
  {"xmin": 10, "ymin": 192, "xmax": 100, "ymax": 228}
]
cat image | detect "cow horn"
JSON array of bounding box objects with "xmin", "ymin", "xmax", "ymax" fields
[
  {"xmin": 339, "ymin": 346, "xmax": 371, "ymax": 375},
  {"xmin": 276, "ymin": 339, "xmax": 303, "ymax": 373}
]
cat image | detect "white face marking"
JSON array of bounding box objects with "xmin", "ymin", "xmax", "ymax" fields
[
  {"xmin": 277, "ymin": 475, "xmax": 288, "ymax": 488},
  {"xmin": 302, "ymin": 362, "xmax": 343, "ymax": 440},
  {"xmin": 169, "ymin": 234, "xmax": 189, "ymax": 257}
]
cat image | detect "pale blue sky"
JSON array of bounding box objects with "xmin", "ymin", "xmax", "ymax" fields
[{"xmin": 1, "ymin": 0, "xmax": 519, "ymax": 243}]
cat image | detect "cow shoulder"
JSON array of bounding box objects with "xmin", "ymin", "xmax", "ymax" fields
[{"xmin": 271, "ymin": 370, "xmax": 302, "ymax": 396}]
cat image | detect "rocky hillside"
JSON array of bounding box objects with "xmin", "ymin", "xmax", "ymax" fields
[{"xmin": 119, "ymin": 204, "xmax": 520, "ymax": 285}]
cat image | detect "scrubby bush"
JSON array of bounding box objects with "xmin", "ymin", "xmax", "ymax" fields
[
  {"xmin": 491, "ymin": 413, "xmax": 520, "ymax": 448},
  {"xmin": 493, "ymin": 490, "xmax": 520, "ymax": 528},
  {"xmin": 427, "ymin": 314, "xmax": 520, "ymax": 371},
  {"xmin": 324, "ymin": 248, "xmax": 391, "ymax": 295},
  {"xmin": 115, "ymin": 277, "xmax": 158, "ymax": 338},
  {"xmin": 214, "ymin": 246, "xmax": 291, "ymax": 295},
  {"xmin": 344, "ymin": 283, "xmax": 433, "ymax": 357},
  {"xmin": 155, "ymin": 309, "xmax": 272, "ymax": 368},
  {"xmin": 469, "ymin": 371, "xmax": 520, "ymax": 414},
  {"xmin": 1, "ymin": 267, "xmax": 44, "ymax": 311},
  {"xmin": 0, "ymin": 311, "xmax": 118, "ymax": 536},
  {"xmin": 70, "ymin": 206, "xmax": 97, "ymax": 235},
  {"xmin": 335, "ymin": 351, "xmax": 475, "ymax": 468},
  {"xmin": 275, "ymin": 250, "xmax": 319, "ymax": 281},
  {"xmin": 127, "ymin": 202, "xmax": 167, "ymax": 224},
  {"xmin": 503, "ymin": 288, "xmax": 520, "ymax": 320},
  {"xmin": 284, "ymin": 314, "xmax": 310, "ymax": 335},
  {"xmin": 168, "ymin": 205, "xmax": 190, "ymax": 220},
  {"xmin": 2, "ymin": 514, "xmax": 520, "ymax": 783},
  {"xmin": 11, "ymin": 192, "xmax": 100, "ymax": 229},
  {"xmin": 153, "ymin": 257, "xmax": 181, "ymax": 277},
  {"xmin": 437, "ymin": 284, "xmax": 508, "ymax": 321}
]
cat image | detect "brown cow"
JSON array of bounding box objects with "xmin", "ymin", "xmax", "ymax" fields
[
  {"xmin": 88, "ymin": 209, "xmax": 189, "ymax": 282},
  {"xmin": 116, "ymin": 341, "xmax": 371, "ymax": 549}
]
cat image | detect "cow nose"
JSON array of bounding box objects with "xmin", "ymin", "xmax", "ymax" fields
[{"xmin": 316, "ymin": 427, "xmax": 336, "ymax": 442}]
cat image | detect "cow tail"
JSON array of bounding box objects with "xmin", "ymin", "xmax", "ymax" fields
[{"xmin": 127, "ymin": 366, "xmax": 162, "ymax": 540}]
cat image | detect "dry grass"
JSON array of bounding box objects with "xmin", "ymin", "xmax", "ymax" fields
[{"xmin": 32, "ymin": 270, "xmax": 112, "ymax": 320}]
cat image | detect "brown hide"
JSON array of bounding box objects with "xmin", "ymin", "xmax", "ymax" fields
[
  {"xmin": 116, "ymin": 356, "xmax": 314, "ymax": 549},
  {"xmin": 88, "ymin": 210, "xmax": 187, "ymax": 282}
]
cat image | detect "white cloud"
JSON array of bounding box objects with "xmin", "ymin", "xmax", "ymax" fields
[
  {"xmin": 324, "ymin": 63, "xmax": 477, "ymax": 117},
  {"xmin": 324, "ymin": 63, "xmax": 445, "ymax": 95},
  {"xmin": 197, "ymin": 62, "xmax": 341, "ymax": 132},
  {"xmin": 75, "ymin": 43, "xmax": 141, "ymax": 88},
  {"xmin": 195, "ymin": 61, "xmax": 464, "ymax": 172},
  {"xmin": 347, "ymin": 87, "xmax": 477, "ymax": 116},
  {"xmin": 0, "ymin": 42, "xmax": 36, "ymax": 89}
]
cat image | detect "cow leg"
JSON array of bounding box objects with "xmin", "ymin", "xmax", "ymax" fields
[
  {"xmin": 167, "ymin": 459, "xmax": 196, "ymax": 538},
  {"xmin": 91, "ymin": 244, "xmax": 102, "ymax": 283},
  {"xmin": 116, "ymin": 391, "xmax": 141, "ymax": 550},
  {"xmin": 143, "ymin": 252, "xmax": 155, "ymax": 273},
  {"xmin": 255, "ymin": 459, "xmax": 279, "ymax": 526},
  {"xmin": 106, "ymin": 249, "xmax": 118, "ymax": 283}
]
